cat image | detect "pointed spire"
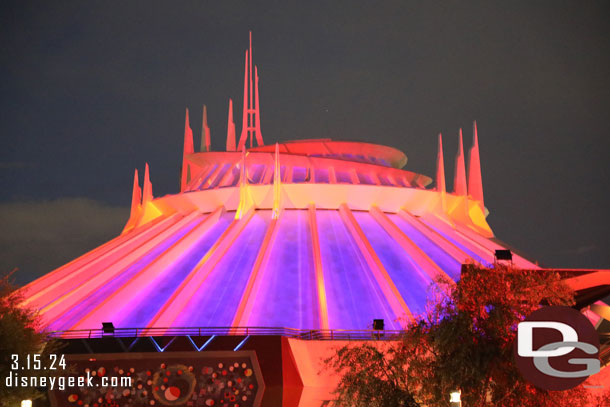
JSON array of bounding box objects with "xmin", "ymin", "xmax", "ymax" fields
[
  {"xmin": 142, "ymin": 163, "xmax": 153, "ymax": 204},
  {"xmin": 183, "ymin": 108, "xmax": 194, "ymax": 155},
  {"xmin": 249, "ymin": 31, "xmax": 253, "ymax": 149},
  {"xmin": 468, "ymin": 121, "xmax": 484, "ymax": 204},
  {"xmin": 181, "ymin": 108, "xmax": 194, "ymax": 192},
  {"xmin": 272, "ymin": 142, "xmax": 281, "ymax": 219},
  {"xmin": 254, "ymin": 65, "xmax": 263, "ymax": 147},
  {"xmin": 237, "ymin": 32, "xmax": 263, "ymax": 151},
  {"xmin": 453, "ymin": 128, "xmax": 467, "ymax": 196},
  {"xmin": 226, "ymin": 98, "xmax": 236, "ymax": 151},
  {"xmin": 436, "ymin": 133, "xmax": 446, "ymax": 194},
  {"xmin": 130, "ymin": 169, "xmax": 142, "ymax": 217},
  {"xmin": 201, "ymin": 105, "xmax": 211, "ymax": 152},
  {"xmin": 238, "ymin": 50, "xmax": 249, "ymax": 151}
]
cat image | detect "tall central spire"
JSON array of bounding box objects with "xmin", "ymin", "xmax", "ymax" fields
[{"xmin": 237, "ymin": 31, "xmax": 264, "ymax": 151}]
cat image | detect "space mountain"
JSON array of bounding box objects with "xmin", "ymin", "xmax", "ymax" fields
[{"xmin": 21, "ymin": 33, "xmax": 549, "ymax": 336}]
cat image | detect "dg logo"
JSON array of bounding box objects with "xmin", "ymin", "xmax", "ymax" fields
[{"xmin": 514, "ymin": 306, "xmax": 600, "ymax": 390}]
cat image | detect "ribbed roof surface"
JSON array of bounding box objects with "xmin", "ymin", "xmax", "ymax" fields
[
  {"xmin": 21, "ymin": 192, "xmax": 538, "ymax": 333},
  {"xmin": 20, "ymin": 33, "xmax": 540, "ymax": 335}
]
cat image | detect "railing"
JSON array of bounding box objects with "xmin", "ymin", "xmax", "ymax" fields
[
  {"xmin": 46, "ymin": 326, "xmax": 406, "ymax": 341},
  {"xmin": 44, "ymin": 328, "xmax": 610, "ymax": 365}
]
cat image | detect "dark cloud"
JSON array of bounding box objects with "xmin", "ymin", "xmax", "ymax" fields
[
  {"xmin": 0, "ymin": 162, "xmax": 34, "ymax": 169},
  {"xmin": 0, "ymin": 198, "xmax": 127, "ymax": 285},
  {"xmin": 562, "ymin": 245, "xmax": 598, "ymax": 256}
]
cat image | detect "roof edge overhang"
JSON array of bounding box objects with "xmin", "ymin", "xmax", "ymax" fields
[{"xmin": 247, "ymin": 139, "xmax": 408, "ymax": 169}]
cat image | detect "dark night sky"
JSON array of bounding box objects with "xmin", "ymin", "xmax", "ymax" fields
[{"xmin": 1, "ymin": 1, "xmax": 609, "ymax": 285}]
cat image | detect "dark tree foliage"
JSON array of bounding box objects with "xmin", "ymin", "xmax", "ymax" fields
[
  {"xmin": 0, "ymin": 270, "xmax": 62, "ymax": 406},
  {"xmin": 326, "ymin": 263, "xmax": 605, "ymax": 407},
  {"xmin": 325, "ymin": 342, "xmax": 418, "ymax": 407}
]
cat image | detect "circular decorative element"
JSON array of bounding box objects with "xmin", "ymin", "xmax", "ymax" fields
[{"xmin": 151, "ymin": 364, "xmax": 196, "ymax": 405}]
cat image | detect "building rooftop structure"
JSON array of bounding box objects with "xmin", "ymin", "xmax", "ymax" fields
[
  {"xmin": 23, "ymin": 32, "xmax": 605, "ymax": 336},
  {"xmin": 19, "ymin": 32, "xmax": 610, "ymax": 407}
]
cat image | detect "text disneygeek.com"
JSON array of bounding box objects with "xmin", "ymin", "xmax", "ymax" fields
[{"xmin": 6, "ymin": 354, "xmax": 131, "ymax": 391}]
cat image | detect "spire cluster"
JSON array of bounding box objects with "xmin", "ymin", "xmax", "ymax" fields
[
  {"xmin": 179, "ymin": 32, "xmax": 264, "ymax": 191},
  {"xmin": 237, "ymin": 31, "xmax": 264, "ymax": 151},
  {"xmin": 144, "ymin": 33, "xmax": 485, "ymax": 218},
  {"xmin": 435, "ymin": 122, "xmax": 484, "ymax": 206},
  {"xmin": 127, "ymin": 162, "xmax": 154, "ymax": 233}
]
